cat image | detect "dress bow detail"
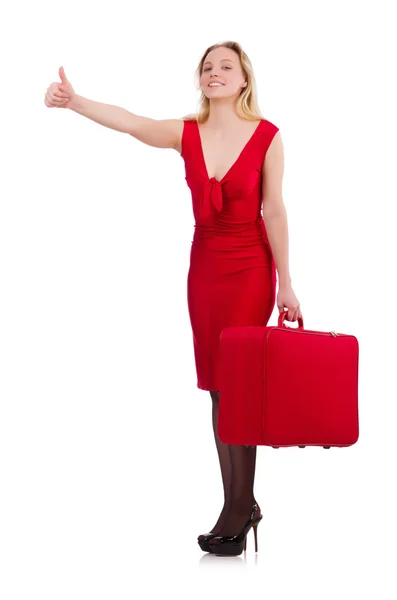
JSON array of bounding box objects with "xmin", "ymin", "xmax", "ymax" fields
[{"xmin": 202, "ymin": 177, "xmax": 223, "ymax": 219}]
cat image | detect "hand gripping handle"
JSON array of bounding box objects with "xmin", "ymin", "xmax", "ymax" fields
[{"xmin": 277, "ymin": 310, "xmax": 304, "ymax": 330}]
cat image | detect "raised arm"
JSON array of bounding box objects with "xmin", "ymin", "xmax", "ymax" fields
[{"xmin": 45, "ymin": 67, "xmax": 183, "ymax": 151}]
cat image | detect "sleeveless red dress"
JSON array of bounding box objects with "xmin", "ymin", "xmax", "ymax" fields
[{"xmin": 181, "ymin": 118, "xmax": 279, "ymax": 391}]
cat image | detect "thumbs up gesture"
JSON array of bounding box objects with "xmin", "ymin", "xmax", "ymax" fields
[{"xmin": 44, "ymin": 66, "xmax": 76, "ymax": 108}]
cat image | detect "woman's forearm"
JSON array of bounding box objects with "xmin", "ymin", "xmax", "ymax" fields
[
  {"xmin": 68, "ymin": 95, "xmax": 137, "ymax": 134},
  {"xmin": 263, "ymin": 206, "xmax": 292, "ymax": 287}
]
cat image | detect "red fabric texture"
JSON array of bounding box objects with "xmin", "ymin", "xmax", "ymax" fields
[{"xmin": 182, "ymin": 118, "xmax": 279, "ymax": 391}]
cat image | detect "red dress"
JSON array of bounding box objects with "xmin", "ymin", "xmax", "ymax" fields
[{"xmin": 181, "ymin": 118, "xmax": 279, "ymax": 391}]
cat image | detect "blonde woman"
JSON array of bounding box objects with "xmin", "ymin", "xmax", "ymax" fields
[{"xmin": 45, "ymin": 40, "xmax": 301, "ymax": 557}]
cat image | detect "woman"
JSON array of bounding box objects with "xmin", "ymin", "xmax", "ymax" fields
[{"xmin": 44, "ymin": 40, "xmax": 302, "ymax": 557}]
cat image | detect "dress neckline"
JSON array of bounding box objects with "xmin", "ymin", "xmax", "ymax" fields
[{"xmin": 195, "ymin": 119, "xmax": 263, "ymax": 184}]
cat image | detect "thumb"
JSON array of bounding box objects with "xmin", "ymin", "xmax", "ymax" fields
[{"xmin": 59, "ymin": 66, "xmax": 68, "ymax": 85}]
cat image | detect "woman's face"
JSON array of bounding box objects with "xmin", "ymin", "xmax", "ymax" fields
[{"xmin": 200, "ymin": 47, "xmax": 247, "ymax": 99}]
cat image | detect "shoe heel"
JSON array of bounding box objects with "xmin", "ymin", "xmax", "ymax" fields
[
  {"xmin": 253, "ymin": 523, "xmax": 259, "ymax": 552},
  {"xmin": 244, "ymin": 518, "xmax": 261, "ymax": 552}
]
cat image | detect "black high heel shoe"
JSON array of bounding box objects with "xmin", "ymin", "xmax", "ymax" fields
[
  {"xmin": 197, "ymin": 531, "xmax": 219, "ymax": 552},
  {"xmin": 208, "ymin": 502, "xmax": 262, "ymax": 556}
]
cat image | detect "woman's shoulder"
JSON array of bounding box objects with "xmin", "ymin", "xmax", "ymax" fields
[{"xmin": 261, "ymin": 117, "xmax": 280, "ymax": 134}]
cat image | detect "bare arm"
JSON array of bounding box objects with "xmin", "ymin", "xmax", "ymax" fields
[
  {"xmin": 46, "ymin": 68, "xmax": 183, "ymax": 150},
  {"xmin": 69, "ymin": 95, "xmax": 183, "ymax": 150},
  {"xmin": 260, "ymin": 132, "xmax": 292, "ymax": 287}
]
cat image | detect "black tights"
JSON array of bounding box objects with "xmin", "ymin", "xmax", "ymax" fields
[{"xmin": 209, "ymin": 390, "xmax": 259, "ymax": 536}]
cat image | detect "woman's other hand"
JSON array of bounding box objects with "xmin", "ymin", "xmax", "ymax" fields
[{"xmin": 277, "ymin": 284, "xmax": 302, "ymax": 322}]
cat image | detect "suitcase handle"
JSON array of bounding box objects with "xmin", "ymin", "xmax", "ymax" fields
[{"xmin": 278, "ymin": 310, "xmax": 304, "ymax": 329}]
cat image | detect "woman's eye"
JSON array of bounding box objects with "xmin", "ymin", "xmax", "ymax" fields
[{"xmin": 203, "ymin": 66, "xmax": 231, "ymax": 71}]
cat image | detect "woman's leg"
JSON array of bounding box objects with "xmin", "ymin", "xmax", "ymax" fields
[
  {"xmin": 214, "ymin": 442, "xmax": 259, "ymax": 537},
  {"xmin": 211, "ymin": 262, "xmax": 273, "ymax": 537},
  {"xmin": 208, "ymin": 390, "xmax": 233, "ymax": 532}
]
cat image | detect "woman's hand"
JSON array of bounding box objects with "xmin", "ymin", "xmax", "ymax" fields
[
  {"xmin": 44, "ymin": 66, "xmax": 76, "ymax": 109},
  {"xmin": 277, "ymin": 283, "xmax": 302, "ymax": 323}
]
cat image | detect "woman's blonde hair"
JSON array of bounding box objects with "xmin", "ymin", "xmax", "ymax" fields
[{"xmin": 182, "ymin": 41, "xmax": 263, "ymax": 124}]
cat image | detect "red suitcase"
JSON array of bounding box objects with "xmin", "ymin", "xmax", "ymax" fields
[{"xmin": 218, "ymin": 311, "xmax": 359, "ymax": 449}]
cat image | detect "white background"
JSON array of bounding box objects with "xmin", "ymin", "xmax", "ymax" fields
[{"xmin": 1, "ymin": 0, "xmax": 396, "ymax": 598}]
